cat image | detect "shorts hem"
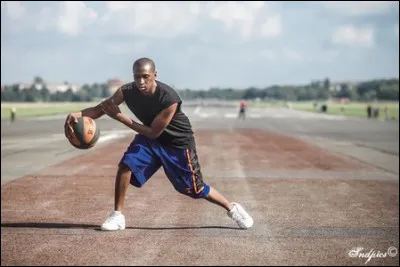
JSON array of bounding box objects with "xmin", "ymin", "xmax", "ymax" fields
[{"xmin": 119, "ymin": 158, "xmax": 144, "ymax": 188}]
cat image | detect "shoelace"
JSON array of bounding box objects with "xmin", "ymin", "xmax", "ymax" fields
[{"xmin": 232, "ymin": 207, "xmax": 245, "ymax": 221}]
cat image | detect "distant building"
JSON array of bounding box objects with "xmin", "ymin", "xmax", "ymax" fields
[
  {"xmin": 17, "ymin": 82, "xmax": 81, "ymax": 93},
  {"xmin": 18, "ymin": 83, "xmax": 34, "ymax": 90},
  {"xmin": 46, "ymin": 83, "xmax": 81, "ymax": 93},
  {"xmin": 329, "ymin": 81, "xmax": 360, "ymax": 92}
]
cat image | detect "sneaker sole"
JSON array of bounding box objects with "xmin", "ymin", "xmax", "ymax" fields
[{"xmin": 100, "ymin": 225, "xmax": 125, "ymax": 231}]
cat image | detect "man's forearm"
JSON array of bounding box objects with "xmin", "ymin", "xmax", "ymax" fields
[
  {"xmin": 116, "ymin": 113, "xmax": 157, "ymax": 139},
  {"xmin": 81, "ymin": 104, "xmax": 105, "ymax": 120}
]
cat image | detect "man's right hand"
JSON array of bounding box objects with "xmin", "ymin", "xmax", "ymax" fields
[{"xmin": 64, "ymin": 112, "xmax": 80, "ymax": 139}]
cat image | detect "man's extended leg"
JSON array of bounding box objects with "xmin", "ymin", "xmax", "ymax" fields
[
  {"xmin": 204, "ymin": 186, "xmax": 253, "ymax": 229},
  {"xmin": 205, "ymin": 186, "xmax": 233, "ymax": 211},
  {"xmin": 114, "ymin": 163, "xmax": 132, "ymax": 212},
  {"xmin": 160, "ymin": 146, "xmax": 254, "ymax": 229},
  {"xmin": 100, "ymin": 163, "xmax": 131, "ymax": 231}
]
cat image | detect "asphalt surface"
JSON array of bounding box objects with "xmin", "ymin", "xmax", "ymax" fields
[
  {"xmin": 2, "ymin": 105, "xmax": 398, "ymax": 183},
  {"xmin": 1, "ymin": 104, "xmax": 399, "ymax": 265}
]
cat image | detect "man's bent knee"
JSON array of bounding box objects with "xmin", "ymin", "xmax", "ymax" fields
[
  {"xmin": 118, "ymin": 162, "xmax": 144, "ymax": 188},
  {"xmin": 117, "ymin": 163, "xmax": 131, "ymax": 175}
]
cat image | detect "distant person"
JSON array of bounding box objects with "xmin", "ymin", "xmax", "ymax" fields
[
  {"xmin": 384, "ymin": 106, "xmax": 388, "ymax": 120},
  {"xmin": 373, "ymin": 107, "xmax": 380, "ymax": 119},
  {"xmin": 10, "ymin": 107, "xmax": 16, "ymax": 122},
  {"xmin": 64, "ymin": 57, "xmax": 253, "ymax": 231},
  {"xmin": 238, "ymin": 100, "xmax": 247, "ymax": 120},
  {"xmin": 367, "ymin": 105, "xmax": 372, "ymax": 119}
]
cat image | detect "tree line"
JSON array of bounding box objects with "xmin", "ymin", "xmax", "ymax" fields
[
  {"xmin": 1, "ymin": 83, "xmax": 110, "ymax": 102},
  {"xmin": 178, "ymin": 78, "xmax": 399, "ymax": 101},
  {"xmin": 1, "ymin": 77, "xmax": 398, "ymax": 102}
]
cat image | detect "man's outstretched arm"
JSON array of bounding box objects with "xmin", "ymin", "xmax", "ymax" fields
[
  {"xmin": 101, "ymin": 100, "xmax": 177, "ymax": 139},
  {"xmin": 64, "ymin": 88, "xmax": 125, "ymax": 138},
  {"xmin": 76, "ymin": 88, "xmax": 125, "ymax": 120}
]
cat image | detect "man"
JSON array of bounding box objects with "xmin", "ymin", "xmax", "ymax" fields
[
  {"xmin": 64, "ymin": 58, "xmax": 253, "ymax": 231},
  {"xmin": 367, "ymin": 104, "xmax": 372, "ymax": 119},
  {"xmin": 238, "ymin": 99, "xmax": 247, "ymax": 120},
  {"xmin": 10, "ymin": 107, "xmax": 16, "ymax": 122}
]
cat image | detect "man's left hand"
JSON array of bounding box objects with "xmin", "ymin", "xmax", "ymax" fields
[{"xmin": 101, "ymin": 99, "xmax": 122, "ymax": 120}]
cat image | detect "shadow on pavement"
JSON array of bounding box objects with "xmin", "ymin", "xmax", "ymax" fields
[{"xmin": 1, "ymin": 222, "xmax": 240, "ymax": 230}]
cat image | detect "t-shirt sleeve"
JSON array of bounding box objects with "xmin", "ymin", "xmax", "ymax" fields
[
  {"xmin": 160, "ymin": 90, "xmax": 181, "ymax": 110},
  {"xmin": 120, "ymin": 83, "xmax": 133, "ymax": 103}
]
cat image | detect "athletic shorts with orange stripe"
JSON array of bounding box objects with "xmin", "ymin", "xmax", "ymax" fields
[{"xmin": 119, "ymin": 134, "xmax": 210, "ymax": 199}]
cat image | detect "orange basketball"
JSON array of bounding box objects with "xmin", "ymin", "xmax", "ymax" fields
[{"xmin": 66, "ymin": 116, "xmax": 100, "ymax": 149}]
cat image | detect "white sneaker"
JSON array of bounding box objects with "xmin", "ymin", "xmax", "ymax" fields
[
  {"xmin": 100, "ymin": 211, "xmax": 126, "ymax": 231},
  {"xmin": 228, "ymin": 202, "xmax": 254, "ymax": 229}
]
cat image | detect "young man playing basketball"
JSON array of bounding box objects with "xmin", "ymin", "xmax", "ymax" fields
[{"xmin": 64, "ymin": 58, "xmax": 253, "ymax": 231}]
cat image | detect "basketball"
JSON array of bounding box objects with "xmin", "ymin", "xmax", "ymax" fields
[{"xmin": 66, "ymin": 116, "xmax": 100, "ymax": 149}]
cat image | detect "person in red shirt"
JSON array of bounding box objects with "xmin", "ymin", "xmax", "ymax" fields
[{"xmin": 238, "ymin": 100, "xmax": 247, "ymax": 120}]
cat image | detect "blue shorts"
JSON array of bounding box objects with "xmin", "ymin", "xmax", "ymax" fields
[{"xmin": 119, "ymin": 134, "xmax": 210, "ymax": 199}]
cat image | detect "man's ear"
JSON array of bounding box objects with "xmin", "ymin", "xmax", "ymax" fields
[{"xmin": 154, "ymin": 71, "xmax": 157, "ymax": 78}]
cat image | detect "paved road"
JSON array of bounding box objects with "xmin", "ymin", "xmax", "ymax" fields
[
  {"xmin": 1, "ymin": 105, "xmax": 399, "ymax": 266},
  {"xmin": 2, "ymin": 105, "xmax": 398, "ymax": 184}
]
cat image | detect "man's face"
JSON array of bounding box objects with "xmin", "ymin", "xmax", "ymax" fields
[{"xmin": 133, "ymin": 64, "xmax": 157, "ymax": 96}]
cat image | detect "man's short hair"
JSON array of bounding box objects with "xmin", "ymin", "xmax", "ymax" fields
[{"xmin": 133, "ymin": 58, "xmax": 156, "ymax": 72}]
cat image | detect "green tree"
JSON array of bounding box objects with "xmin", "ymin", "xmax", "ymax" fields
[
  {"xmin": 41, "ymin": 87, "xmax": 50, "ymax": 102},
  {"xmin": 33, "ymin": 76, "xmax": 44, "ymax": 84},
  {"xmin": 323, "ymin": 78, "xmax": 330, "ymax": 91}
]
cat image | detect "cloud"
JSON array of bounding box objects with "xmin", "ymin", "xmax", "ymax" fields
[
  {"xmin": 108, "ymin": 41, "xmax": 147, "ymax": 55},
  {"xmin": 30, "ymin": 2, "xmax": 97, "ymax": 36},
  {"xmin": 35, "ymin": 7, "xmax": 53, "ymax": 32},
  {"xmin": 100, "ymin": 1, "xmax": 280, "ymax": 41},
  {"xmin": 259, "ymin": 49, "xmax": 278, "ymax": 60},
  {"xmin": 258, "ymin": 47, "xmax": 301, "ymax": 61},
  {"xmin": 2, "ymin": 1, "xmax": 281, "ymax": 41},
  {"xmin": 260, "ymin": 14, "xmax": 282, "ymax": 38},
  {"xmin": 331, "ymin": 25, "xmax": 374, "ymax": 47},
  {"xmin": 1, "ymin": 1, "xmax": 399, "ymax": 88},
  {"xmin": 321, "ymin": 1, "xmax": 397, "ymax": 16},
  {"xmin": 1, "ymin": 1, "xmax": 25, "ymax": 20},
  {"xmin": 207, "ymin": 2, "xmax": 281, "ymax": 40},
  {"xmin": 258, "ymin": 47, "xmax": 301, "ymax": 62},
  {"xmin": 283, "ymin": 48, "xmax": 302, "ymax": 60},
  {"xmin": 57, "ymin": 1, "xmax": 97, "ymax": 36},
  {"xmin": 207, "ymin": 1, "xmax": 266, "ymax": 40},
  {"xmin": 101, "ymin": 2, "xmax": 201, "ymax": 38}
]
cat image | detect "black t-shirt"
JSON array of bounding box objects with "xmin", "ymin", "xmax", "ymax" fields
[{"xmin": 121, "ymin": 80, "xmax": 195, "ymax": 149}]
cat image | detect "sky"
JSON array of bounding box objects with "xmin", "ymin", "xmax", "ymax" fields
[{"xmin": 1, "ymin": 1, "xmax": 399, "ymax": 90}]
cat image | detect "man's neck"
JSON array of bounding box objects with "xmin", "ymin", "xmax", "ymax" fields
[{"xmin": 149, "ymin": 81, "xmax": 158, "ymax": 95}]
